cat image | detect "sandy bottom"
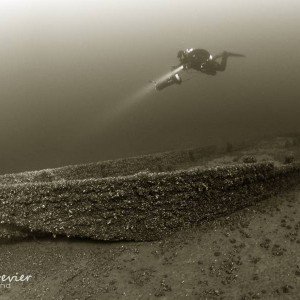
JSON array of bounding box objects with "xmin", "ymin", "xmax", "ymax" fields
[{"xmin": 0, "ymin": 185, "xmax": 299, "ymax": 299}]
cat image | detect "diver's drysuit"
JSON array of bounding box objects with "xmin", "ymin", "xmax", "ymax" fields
[
  {"xmin": 177, "ymin": 48, "xmax": 244, "ymax": 75},
  {"xmin": 154, "ymin": 48, "xmax": 244, "ymax": 91},
  {"xmin": 199, "ymin": 51, "xmax": 231, "ymax": 75}
]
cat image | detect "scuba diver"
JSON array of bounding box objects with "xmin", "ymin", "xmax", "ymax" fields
[
  {"xmin": 154, "ymin": 48, "xmax": 245, "ymax": 91},
  {"xmin": 177, "ymin": 48, "xmax": 245, "ymax": 76}
]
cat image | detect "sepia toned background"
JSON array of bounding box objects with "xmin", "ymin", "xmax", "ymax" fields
[{"xmin": 0, "ymin": 0, "xmax": 299, "ymax": 174}]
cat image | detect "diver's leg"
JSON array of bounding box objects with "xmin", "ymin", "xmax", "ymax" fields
[
  {"xmin": 212, "ymin": 53, "xmax": 223, "ymax": 61},
  {"xmin": 212, "ymin": 51, "xmax": 228, "ymax": 71},
  {"xmin": 218, "ymin": 52, "xmax": 228, "ymax": 71},
  {"xmin": 213, "ymin": 51, "xmax": 245, "ymax": 72}
]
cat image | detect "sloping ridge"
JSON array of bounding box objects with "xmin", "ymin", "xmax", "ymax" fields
[
  {"xmin": 0, "ymin": 145, "xmax": 218, "ymax": 185},
  {"xmin": 0, "ymin": 159, "xmax": 300, "ymax": 241}
]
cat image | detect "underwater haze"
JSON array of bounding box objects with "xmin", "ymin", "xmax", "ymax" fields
[{"xmin": 0, "ymin": 0, "xmax": 300, "ymax": 174}]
